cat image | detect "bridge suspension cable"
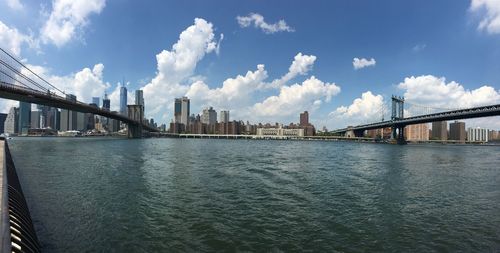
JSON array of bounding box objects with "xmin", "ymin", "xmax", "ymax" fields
[{"xmin": 0, "ymin": 47, "xmax": 66, "ymax": 95}]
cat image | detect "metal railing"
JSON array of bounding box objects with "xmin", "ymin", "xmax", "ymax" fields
[{"xmin": 0, "ymin": 138, "xmax": 41, "ymax": 252}]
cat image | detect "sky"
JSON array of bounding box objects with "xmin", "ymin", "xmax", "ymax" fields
[{"xmin": 1, "ymin": 0, "xmax": 500, "ymax": 129}]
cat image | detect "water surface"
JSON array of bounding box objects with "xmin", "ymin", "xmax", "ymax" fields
[{"xmin": 8, "ymin": 137, "xmax": 500, "ymax": 252}]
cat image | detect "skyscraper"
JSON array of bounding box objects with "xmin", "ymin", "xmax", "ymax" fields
[
  {"xmin": 181, "ymin": 97, "xmax": 190, "ymax": 126},
  {"xmin": 3, "ymin": 107, "xmax": 17, "ymax": 134},
  {"xmin": 102, "ymin": 93, "xmax": 110, "ymax": 111},
  {"xmin": 135, "ymin": 89, "xmax": 144, "ymax": 118},
  {"xmin": 449, "ymin": 121, "xmax": 466, "ymax": 142},
  {"xmin": 300, "ymin": 111, "xmax": 309, "ymax": 126},
  {"xmin": 18, "ymin": 101, "xmax": 31, "ymax": 135},
  {"xmin": 92, "ymin": 97, "xmax": 100, "ymax": 107},
  {"xmin": 201, "ymin": 106, "xmax": 216, "ymax": 125},
  {"xmin": 431, "ymin": 121, "xmax": 447, "ymax": 140},
  {"xmin": 61, "ymin": 94, "xmax": 77, "ymax": 131},
  {"xmin": 120, "ymin": 85, "xmax": 127, "ymax": 116},
  {"xmin": 0, "ymin": 113, "xmax": 7, "ymax": 134},
  {"xmin": 31, "ymin": 110, "xmax": 41, "ymax": 129},
  {"xmin": 219, "ymin": 110, "xmax": 229, "ymax": 123},
  {"xmin": 174, "ymin": 97, "xmax": 190, "ymax": 126},
  {"xmin": 174, "ymin": 98, "xmax": 182, "ymax": 123}
]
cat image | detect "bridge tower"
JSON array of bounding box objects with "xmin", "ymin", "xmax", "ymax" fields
[
  {"xmin": 391, "ymin": 96, "xmax": 406, "ymax": 144},
  {"xmin": 127, "ymin": 105, "xmax": 143, "ymax": 138}
]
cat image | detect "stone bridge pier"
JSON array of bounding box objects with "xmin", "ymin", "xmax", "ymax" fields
[{"xmin": 127, "ymin": 105, "xmax": 144, "ymax": 138}]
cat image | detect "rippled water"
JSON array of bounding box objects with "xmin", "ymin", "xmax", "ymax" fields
[{"xmin": 7, "ymin": 137, "xmax": 500, "ymax": 252}]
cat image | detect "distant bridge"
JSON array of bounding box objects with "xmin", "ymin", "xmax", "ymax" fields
[
  {"xmin": 0, "ymin": 48, "xmax": 156, "ymax": 137},
  {"xmin": 332, "ymin": 96, "xmax": 500, "ymax": 144}
]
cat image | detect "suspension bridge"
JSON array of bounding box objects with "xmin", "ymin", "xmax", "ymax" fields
[
  {"xmin": 0, "ymin": 48, "xmax": 157, "ymax": 138},
  {"xmin": 332, "ymin": 96, "xmax": 500, "ymax": 144}
]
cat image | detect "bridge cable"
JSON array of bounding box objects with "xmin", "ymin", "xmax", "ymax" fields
[
  {"xmin": 0, "ymin": 47, "xmax": 66, "ymax": 95},
  {"xmin": 0, "ymin": 59, "xmax": 49, "ymax": 92}
]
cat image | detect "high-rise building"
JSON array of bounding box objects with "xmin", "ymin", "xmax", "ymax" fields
[
  {"xmin": 92, "ymin": 97, "xmax": 100, "ymax": 107},
  {"xmin": 119, "ymin": 85, "xmax": 127, "ymax": 116},
  {"xmin": 135, "ymin": 90, "xmax": 144, "ymax": 119},
  {"xmin": 102, "ymin": 94, "xmax": 110, "ymax": 111},
  {"xmin": 449, "ymin": 121, "xmax": 466, "ymax": 142},
  {"xmin": 174, "ymin": 97, "xmax": 190, "ymax": 126},
  {"xmin": 488, "ymin": 130, "xmax": 499, "ymax": 141},
  {"xmin": 174, "ymin": 98, "xmax": 182, "ymax": 123},
  {"xmin": 4, "ymin": 107, "xmax": 18, "ymax": 134},
  {"xmin": 18, "ymin": 102, "xmax": 31, "ymax": 135},
  {"xmin": 135, "ymin": 90, "xmax": 144, "ymax": 105},
  {"xmin": 201, "ymin": 106, "xmax": 216, "ymax": 125},
  {"xmin": 0, "ymin": 113, "xmax": 6, "ymax": 134},
  {"xmin": 300, "ymin": 111, "xmax": 309, "ymax": 126},
  {"xmin": 431, "ymin": 121, "xmax": 447, "ymax": 140},
  {"xmin": 468, "ymin": 127, "xmax": 489, "ymax": 142},
  {"xmin": 61, "ymin": 94, "xmax": 77, "ymax": 131},
  {"xmin": 31, "ymin": 110, "xmax": 41, "ymax": 129},
  {"xmin": 404, "ymin": 123, "xmax": 429, "ymax": 141},
  {"xmin": 181, "ymin": 97, "xmax": 189, "ymax": 126},
  {"xmin": 219, "ymin": 110, "xmax": 229, "ymax": 123}
]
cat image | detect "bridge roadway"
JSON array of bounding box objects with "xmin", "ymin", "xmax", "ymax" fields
[
  {"xmin": 332, "ymin": 103, "xmax": 500, "ymax": 134},
  {"xmin": 0, "ymin": 82, "xmax": 157, "ymax": 132}
]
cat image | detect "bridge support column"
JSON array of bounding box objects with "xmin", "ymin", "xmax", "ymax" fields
[
  {"xmin": 391, "ymin": 125, "xmax": 407, "ymax": 145},
  {"xmin": 127, "ymin": 124, "xmax": 142, "ymax": 138},
  {"xmin": 127, "ymin": 104, "xmax": 144, "ymax": 139}
]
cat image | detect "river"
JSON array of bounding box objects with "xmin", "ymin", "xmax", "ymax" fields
[{"xmin": 7, "ymin": 137, "xmax": 500, "ymax": 252}]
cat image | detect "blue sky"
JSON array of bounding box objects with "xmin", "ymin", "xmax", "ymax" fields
[{"xmin": 1, "ymin": 0, "xmax": 500, "ymax": 129}]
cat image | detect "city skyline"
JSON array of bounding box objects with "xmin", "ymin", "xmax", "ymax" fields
[{"xmin": 0, "ymin": 0, "xmax": 499, "ymax": 129}]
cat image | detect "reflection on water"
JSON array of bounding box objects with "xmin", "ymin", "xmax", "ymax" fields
[{"xmin": 8, "ymin": 137, "xmax": 500, "ymax": 252}]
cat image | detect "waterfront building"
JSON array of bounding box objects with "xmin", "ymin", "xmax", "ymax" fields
[
  {"xmin": 44, "ymin": 107, "xmax": 61, "ymax": 130},
  {"xmin": 201, "ymin": 106, "xmax": 217, "ymax": 126},
  {"xmin": 298, "ymin": 111, "xmax": 315, "ymax": 136},
  {"xmin": 256, "ymin": 126, "xmax": 304, "ymax": 137},
  {"xmin": 0, "ymin": 113, "xmax": 7, "ymax": 134},
  {"xmin": 219, "ymin": 110, "xmax": 229, "ymax": 123},
  {"xmin": 467, "ymin": 127, "xmax": 489, "ymax": 142},
  {"xmin": 488, "ymin": 130, "xmax": 499, "ymax": 141},
  {"xmin": 4, "ymin": 107, "xmax": 18, "ymax": 134},
  {"xmin": 31, "ymin": 110, "xmax": 41, "ymax": 129},
  {"xmin": 174, "ymin": 97, "xmax": 190, "ymax": 126},
  {"xmin": 18, "ymin": 101, "xmax": 31, "ymax": 135},
  {"xmin": 120, "ymin": 85, "xmax": 127, "ymax": 116},
  {"xmin": 77, "ymin": 112, "xmax": 87, "ymax": 131},
  {"xmin": 174, "ymin": 98, "xmax": 181, "ymax": 123},
  {"xmin": 431, "ymin": 121, "xmax": 447, "ymax": 140},
  {"xmin": 300, "ymin": 111, "xmax": 309, "ymax": 126},
  {"xmin": 449, "ymin": 121, "xmax": 466, "ymax": 143},
  {"xmin": 61, "ymin": 94, "xmax": 77, "ymax": 131},
  {"xmin": 404, "ymin": 123, "xmax": 429, "ymax": 141}
]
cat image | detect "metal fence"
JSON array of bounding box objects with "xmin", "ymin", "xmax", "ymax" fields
[{"xmin": 1, "ymin": 139, "xmax": 41, "ymax": 252}]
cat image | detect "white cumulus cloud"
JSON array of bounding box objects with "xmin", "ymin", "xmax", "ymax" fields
[
  {"xmin": 330, "ymin": 91, "xmax": 385, "ymax": 123},
  {"xmin": 0, "ymin": 21, "xmax": 31, "ymax": 56},
  {"xmin": 470, "ymin": 0, "xmax": 500, "ymax": 34},
  {"xmin": 6, "ymin": 0, "xmax": 23, "ymax": 10},
  {"xmin": 237, "ymin": 13, "xmax": 294, "ymax": 34},
  {"xmin": 397, "ymin": 75, "xmax": 500, "ymax": 108},
  {"xmin": 186, "ymin": 64, "xmax": 268, "ymax": 112},
  {"xmin": 267, "ymin": 53, "xmax": 316, "ymax": 88},
  {"xmin": 24, "ymin": 63, "xmax": 111, "ymax": 104},
  {"xmin": 41, "ymin": 0, "xmax": 106, "ymax": 47},
  {"xmin": 142, "ymin": 18, "xmax": 221, "ymax": 120},
  {"xmin": 252, "ymin": 76, "xmax": 340, "ymax": 120},
  {"xmin": 353, "ymin": 57, "xmax": 376, "ymax": 70}
]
